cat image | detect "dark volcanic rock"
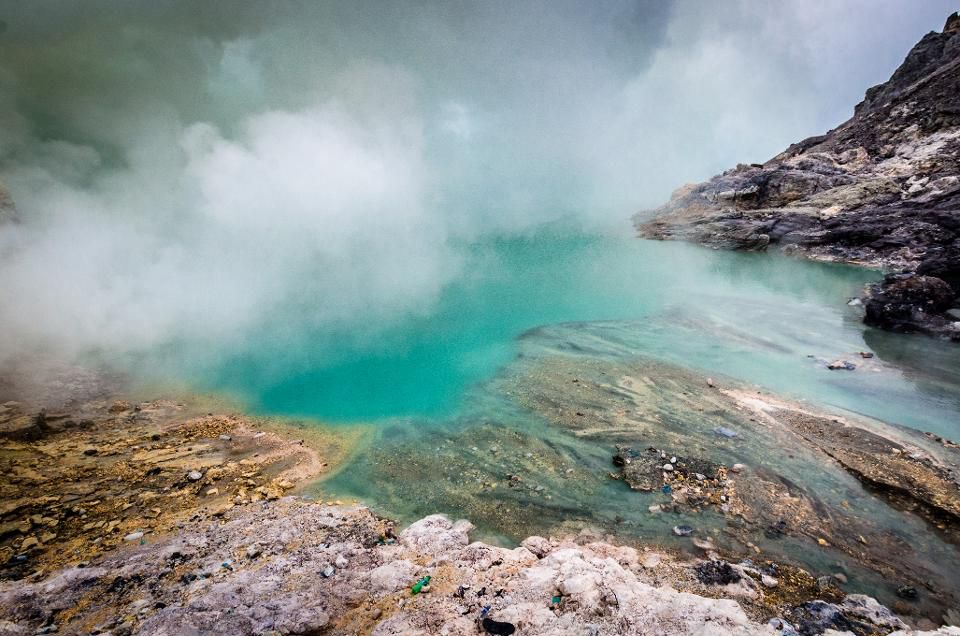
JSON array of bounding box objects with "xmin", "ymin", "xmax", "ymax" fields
[
  {"xmin": 864, "ymin": 274, "xmax": 955, "ymax": 334},
  {"xmin": 636, "ymin": 13, "xmax": 960, "ymax": 341},
  {"xmin": 695, "ymin": 560, "xmax": 741, "ymax": 585}
]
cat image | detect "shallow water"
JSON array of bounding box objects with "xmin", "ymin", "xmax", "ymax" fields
[{"xmin": 132, "ymin": 228, "xmax": 960, "ymax": 616}]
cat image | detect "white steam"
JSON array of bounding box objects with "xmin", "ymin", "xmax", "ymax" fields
[{"xmin": 0, "ymin": 0, "xmax": 953, "ymax": 366}]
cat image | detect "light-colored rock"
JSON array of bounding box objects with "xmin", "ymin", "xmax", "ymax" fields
[
  {"xmin": 399, "ymin": 514, "xmax": 473, "ymax": 556},
  {"xmin": 841, "ymin": 594, "xmax": 907, "ymax": 630},
  {"xmin": 368, "ymin": 559, "xmax": 420, "ymax": 593},
  {"xmin": 521, "ymin": 535, "xmax": 552, "ymax": 558},
  {"xmin": 0, "ymin": 499, "xmax": 909, "ymax": 636}
]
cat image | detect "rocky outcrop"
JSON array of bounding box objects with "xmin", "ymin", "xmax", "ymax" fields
[
  {"xmin": 636, "ymin": 13, "xmax": 960, "ymax": 340},
  {"xmin": 2, "ymin": 501, "xmax": 942, "ymax": 635},
  {"xmin": 2, "ymin": 371, "xmax": 953, "ymax": 634},
  {"xmin": 509, "ymin": 352, "xmax": 960, "ymax": 624}
]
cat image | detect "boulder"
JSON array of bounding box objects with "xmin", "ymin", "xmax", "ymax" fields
[
  {"xmin": 865, "ymin": 275, "xmax": 956, "ymax": 333},
  {"xmin": 399, "ymin": 515, "xmax": 473, "ymax": 557},
  {"xmin": 0, "ymin": 414, "xmax": 48, "ymax": 441},
  {"xmin": 367, "ymin": 559, "xmax": 420, "ymax": 593}
]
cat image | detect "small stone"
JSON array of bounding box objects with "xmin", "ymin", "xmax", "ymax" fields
[
  {"xmin": 827, "ymin": 360, "xmax": 856, "ymax": 371},
  {"xmin": 662, "ymin": 463, "xmax": 674, "ymax": 471},
  {"xmin": 246, "ymin": 545, "xmax": 261, "ymax": 559},
  {"xmin": 695, "ymin": 560, "xmax": 741, "ymax": 585},
  {"xmin": 124, "ymin": 531, "xmax": 144, "ymax": 542},
  {"xmin": 212, "ymin": 503, "xmax": 234, "ymax": 517},
  {"xmin": 896, "ymin": 585, "xmax": 918, "ymax": 600},
  {"xmin": 20, "ymin": 536, "xmax": 39, "ymax": 550},
  {"xmin": 768, "ymin": 618, "xmax": 797, "ymax": 634},
  {"xmin": 82, "ymin": 448, "xmax": 98, "ymax": 456},
  {"xmin": 205, "ymin": 488, "xmax": 219, "ymax": 496},
  {"xmin": 648, "ymin": 504, "xmax": 662, "ymax": 514},
  {"xmin": 371, "ymin": 608, "xmax": 382, "ymax": 620},
  {"xmin": 833, "ymin": 573, "xmax": 848, "ymax": 584},
  {"xmin": 335, "ymin": 555, "xmax": 348, "ymax": 568},
  {"xmin": 673, "ymin": 525, "xmax": 694, "ymax": 537},
  {"xmin": 817, "ymin": 538, "xmax": 829, "ymax": 546},
  {"xmin": 706, "ymin": 378, "xmax": 715, "ymax": 388},
  {"xmin": 858, "ymin": 351, "xmax": 874, "ymax": 359},
  {"xmin": 731, "ymin": 463, "xmax": 745, "ymax": 473},
  {"xmin": 218, "ymin": 434, "xmax": 232, "ymax": 441},
  {"xmin": 187, "ymin": 471, "xmax": 203, "ymax": 481},
  {"xmin": 761, "ymin": 575, "xmax": 778, "ymax": 588},
  {"xmin": 321, "ymin": 565, "xmax": 335, "ymax": 578}
]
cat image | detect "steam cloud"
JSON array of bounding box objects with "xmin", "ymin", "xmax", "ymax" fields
[{"xmin": 0, "ymin": 0, "xmax": 953, "ymax": 368}]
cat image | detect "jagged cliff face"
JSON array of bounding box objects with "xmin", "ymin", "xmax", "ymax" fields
[{"xmin": 637, "ymin": 13, "xmax": 960, "ymax": 340}]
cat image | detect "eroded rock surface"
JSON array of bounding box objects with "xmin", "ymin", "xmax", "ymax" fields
[
  {"xmin": 1, "ymin": 365, "xmax": 952, "ymax": 634},
  {"xmin": 1, "ymin": 502, "xmax": 937, "ymax": 635},
  {"xmin": 636, "ymin": 13, "xmax": 960, "ymax": 340},
  {"xmin": 508, "ymin": 353, "xmax": 960, "ymax": 625}
]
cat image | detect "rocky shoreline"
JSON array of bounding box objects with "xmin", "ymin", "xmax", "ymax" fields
[
  {"xmin": 0, "ymin": 364, "xmax": 958, "ymax": 635},
  {"xmin": 636, "ymin": 13, "xmax": 960, "ymax": 341}
]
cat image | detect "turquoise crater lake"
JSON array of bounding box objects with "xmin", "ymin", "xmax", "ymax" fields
[
  {"xmin": 128, "ymin": 227, "xmax": 960, "ymax": 613},
  {"xmin": 157, "ymin": 227, "xmax": 960, "ymax": 437}
]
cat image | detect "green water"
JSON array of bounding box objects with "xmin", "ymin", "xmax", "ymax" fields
[
  {"xmin": 193, "ymin": 228, "xmax": 960, "ymax": 436},
  {"xmin": 137, "ymin": 228, "xmax": 960, "ymax": 616}
]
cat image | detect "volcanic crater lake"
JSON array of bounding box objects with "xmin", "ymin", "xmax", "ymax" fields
[
  {"xmin": 133, "ymin": 228, "xmax": 960, "ymax": 614},
  {"xmin": 186, "ymin": 228, "xmax": 960, "ymax": 433}
]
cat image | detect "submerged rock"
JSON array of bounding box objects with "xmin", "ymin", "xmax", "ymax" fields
[
  {"xmin": 515, "ymin": 354, "xmax": 960, "ymax": 618},
  {"xmin": 826, "ymin": 360, "xmax": 857, "ymax": 371}
]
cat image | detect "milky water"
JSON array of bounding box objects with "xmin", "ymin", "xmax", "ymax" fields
[
  {"xmin": 139, "ymin": 228, "xmax": 960, "ymax": 614},
  {"xmin": 194, "ymin": 228, "xmax": 960, "ymax": 434}
]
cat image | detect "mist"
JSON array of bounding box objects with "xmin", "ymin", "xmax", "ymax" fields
[{"xmin": 0, "ymin": 0, "xmax": 954, "ymax": 368}]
